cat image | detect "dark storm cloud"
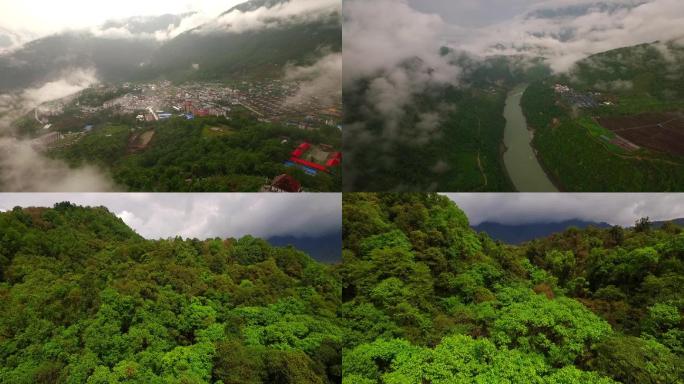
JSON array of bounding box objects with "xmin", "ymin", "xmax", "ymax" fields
[
  {"xmin": 0, "ymin": 193, "xmax": 342, "ymax": 239},
  {"xmin": 446, "ymin": 193, "xmax": 684, "ymax": 226}
]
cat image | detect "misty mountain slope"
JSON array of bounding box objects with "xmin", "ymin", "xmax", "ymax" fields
[
  {"xmin": 525, "ymin": 1, "xmax": 646, "ymax": 21},
  {"xmin": 148, "ymin": 17, "xmax": 340, "ymax": 82},
  {"xmin": 343, "ymin": 54, "xmax": 548, "ymax": 192},
  {"xmin": 222, "ymin": 0, "xmax": 289, "ymax": 14},
  {"xmin": 566, "ymin": 41, "xmax": 684, "ymax": 100},
  {"xmin": 521, "ymin": 39, "xmax": 684, "ymax": 192},
  {"xmin": 0, "ymin": 27, "xmax": 24, "ymax": 50},
  {"xmin": 0, "ymin": 203, "xmax": 342, "ymax": 383},
  {"xmin": 0, "ymin": 0, "xmax": 341, "ymax": 91},
  {"xmin": 0, "ymin": 32, "xmax": 159, "ymax": 91},
  {"xmin": 101, "ymin": 13, "xmax": 193, "ymax": 35}
]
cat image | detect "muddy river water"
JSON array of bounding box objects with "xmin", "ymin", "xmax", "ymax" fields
[{"xmin": 502, "ymin": 84, "xmax": 559, "ymax": 192}]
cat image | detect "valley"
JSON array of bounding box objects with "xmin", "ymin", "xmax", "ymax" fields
[
  {"xmin": 0, "ymin": 0, "xmax": 342, "ymax": 192},
  {"xmin": 522, "ymin": 41, "xmax": 684, "ymax": 191}
]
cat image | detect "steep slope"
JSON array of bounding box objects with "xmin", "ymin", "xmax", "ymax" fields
[
  {"xmin": 0, "ymin": 203, "xmax": 342, "ymax": 383},
  {"xmin": 0, "ymin": 0, "xmax": 342, "ymax": 92},
  {"xmin": 148, "ymin": 1, "xmax": 341, "ymax": 82},
  {"xmin": 566, "ymin": 41, "xmax": 684, "ymax": 100},
  {"xmin": 521, "ymin": 40, "xmax": 684, "ymax": 191},
  {"xmin": 341, "ymin": 193, "xmax": 683, "ymax": 384},
  {"xmin": 0, "ymin": 32, "xmax": 158, "ymax": 91}
]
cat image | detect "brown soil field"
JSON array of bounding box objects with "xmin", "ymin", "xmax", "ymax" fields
[
  {"xmin": 128, "ymin": 130, "xmax": 155, "ymax": 152},
  {"xmin": 597, "ymin": 112, "xmax": 684, "ymax": 156}
]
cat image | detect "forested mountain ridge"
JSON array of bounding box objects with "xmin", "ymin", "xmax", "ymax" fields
[
  {"xmin": 0, "ymin": 203, "xmax": 342, "ymax": 383},
  {"xmin": 473, "ymin": 219, "xmax": 612, "ymax": 244},
  {"xmin": 341, "ymin": 193, "xmax": 684, "ymax": 383},
  {"xmin": 0, "ymin": 0, "xmax": 341, "ymax": 91}
]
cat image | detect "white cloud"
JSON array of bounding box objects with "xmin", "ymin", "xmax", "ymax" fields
[
  {"xmin": 0, "ymin": 67, "xmax": 117, "ymax": 191},
  {"xmin": 0, "ymin": 139, "xmax": 118, "ymax": 192},
  {"xmin": 0, "ymin": 193, "xmax": 342, "ymax": 239},
  {"xmin": 0, "ymin": 0, "xmax": 246, "ymax": 39},
  {"xmin": 454, "ymin": 0, "xmax": 684, "ymax": 72},
  {"xmin": 285, "ymin": 52, "xmax": 341, "ymax": 106},
  {"xmin": 343, "ymin": 0, "xmax": 462, "ymax": 189},
  {"xmin": 213, "ymin": 0, "xmax": 340, "ymax": 34},
  {"xmin": 20, "ymin": 68, "xmax": 98, "ymax": 106}
]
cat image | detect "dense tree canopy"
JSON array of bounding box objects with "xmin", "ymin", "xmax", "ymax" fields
[
  {"xmin": 48, "ymin": 110, "xmax": 342, "ymax": 192},
  {"xmin": 341, "ymin": 193, "xmax": 684, "ymax": 384},
  {"xmin": 0, "ymin": 203, "xmax": 341, "ymax": 383}
]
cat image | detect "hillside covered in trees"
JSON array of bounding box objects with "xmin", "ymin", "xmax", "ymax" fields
[
  {"xmin": 521, "ymin": 41, "xmax": 684, "ymax": 191},
  {"xmin": 46, "ymin": 111, "xmax": 342, "ymax": 192},
  {"xmin": 0, "ymin": 203, "xmax": 341, "ymax": 383},
  {"xmin": 341, "ymin": 193, "xmax": 684, "ymax": 383}
]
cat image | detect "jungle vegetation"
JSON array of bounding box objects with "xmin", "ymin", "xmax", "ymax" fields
[
  {"xmin": 341, "ymin": 193, "xmax": 684, "ymax": 384},
  {"xmin": 522, "ymin": 41, "xmax": 684, "ymax": 191},
  {"xmin": 0, "ymin": 203, "xmax": 342, "ymax": 383}
]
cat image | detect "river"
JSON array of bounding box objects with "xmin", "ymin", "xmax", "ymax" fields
[{"xmin": 502, "ymin": 84, "xmax": 558, "ymax": 192}]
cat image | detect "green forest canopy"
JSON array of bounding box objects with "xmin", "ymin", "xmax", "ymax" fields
[
  {"xmin": 341, "ymin": 193, "xmax": 684, "ymax": 384},
  {"xmin": 2, "ymin": 196, "xmax": 684, "ymax": 383},
  {"xmin": 0, "ymin": 203, "xmax": 341, "ymax": 383},
  {"xmin": 47, "ymin": 110, "xmax": 342, "ymax": 192}
]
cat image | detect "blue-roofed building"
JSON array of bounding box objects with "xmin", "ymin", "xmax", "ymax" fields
[{"xmin": 84, "ymin": 125, "xmax": 94, "ymax": 132}]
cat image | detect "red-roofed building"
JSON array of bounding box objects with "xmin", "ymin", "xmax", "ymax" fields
[
  {"xmin": 326, "ymin": 152, "xmax": 342, "ymax": 167},
  {"xmin": 267, "ymin": 174, "xmax": 302, "ymax": 192},
  {"xmin": 290, "ymin": 157, "xmax": 329, "ymax": 172}
]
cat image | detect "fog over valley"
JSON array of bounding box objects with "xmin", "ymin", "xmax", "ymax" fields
[{"xmin": 0, "ymin": 0, "xmax": 342, "ymax": 192}]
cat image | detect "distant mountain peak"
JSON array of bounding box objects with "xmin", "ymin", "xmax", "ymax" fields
[
  {"xmin": 525, "ymin": 1, "xmax": 647, "ymax": 21},
  {"xmin": 473, "ymin": 219, "xmax": 612, "ymax": 244}
]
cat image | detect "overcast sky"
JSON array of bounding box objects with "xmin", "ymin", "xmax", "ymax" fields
[
  {"xmin": 408, "ymin": 0, "xmax": 543, "ymax": 28},
  {"xmin": 447, "ymin": 193, "xmax": 684, "ymax": 226},
  {"xmin": 0, "ymin": 0, "xmax": 246, "ymax": 37},
  {"xmin": 0, "ymin": 193, "xmax": 341, "ymax": 240}
]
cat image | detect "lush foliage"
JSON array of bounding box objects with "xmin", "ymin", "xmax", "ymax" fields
[
  {"xmin": 521, "ymin": 42, "xmax": 684, "ymax": 191},
  {"xmin": 343, "ymin": 55, "xmax": 550, "ymax": 192},
  {"xmin": 341, "ymin": 193, "xmax": 684, "ymax": 383},
  {"xmin": 0, "ymin": 203, "xmax": 341, "ymax": 383},
  {"xmin": 49, "ymin": 111, "xmax": 341, "ymax": 192}
]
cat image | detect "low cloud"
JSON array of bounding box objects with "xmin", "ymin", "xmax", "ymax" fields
[
  {"xmin": 21, "ymin": 68, "xmax": 98, "ymax": 106},
  {"xmin": 0, "ymin": 67, "xmax": 117, "ymax": 191},
  {"xmin": 213, "ymin": 0, "xmax": 340, "ymax": 34},
  {"xmin": 456, "ymin": 0, "xmax": 684, "ymax": 72},
  {"xmin": 447, "ymin": 193, "xmax": 684, "ymax": 226},
  {"xmin": 151, "ymin": 0, "xmax": 341, "ymax": 40},
  {"xmin": 343, "ymin": 0, "xmax": 462, "ymax": 189},
  {"xmin": 0, "ymin": 193, "xmax": 342, "ymax": 239},
  {"xmin": 0, "ymin": 139, "xmax": 116, "ymax": 192},
  {"xmin": 285, "ymin": 52, "xmax": 341, "ymax": 107}
]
